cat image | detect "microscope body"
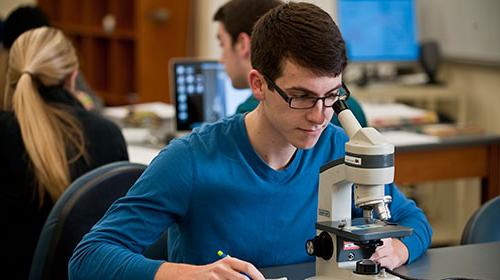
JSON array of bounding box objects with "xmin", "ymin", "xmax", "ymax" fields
[{"xmin": 306, "ymin": 101, "xmax": 412, "ymax": 280}]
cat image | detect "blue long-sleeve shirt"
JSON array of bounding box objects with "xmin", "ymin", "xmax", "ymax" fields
[{"xmin": 69, "ymin": 114, "xmax": 432, "ymax": 279}]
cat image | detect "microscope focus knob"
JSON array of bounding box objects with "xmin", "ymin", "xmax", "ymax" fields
[
  {"xmin": 305, "ymin": 231, "xmax": 333, "ymax": 260},
  {"xmin": 354, "ymin": 259, "xmax": 380, "ymax": 275}
]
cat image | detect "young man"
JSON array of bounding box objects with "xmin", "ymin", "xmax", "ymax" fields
[
  {"xmin": 213, "ymin": 0, "xmax": 367, "ymax": 126},
  {"xmin": 213, "ymin": 0, "xmax": 282, "ymax": 114},
  {"xmin": 70, "ymin": 3, "xmax": 431, "ymax": 280}
]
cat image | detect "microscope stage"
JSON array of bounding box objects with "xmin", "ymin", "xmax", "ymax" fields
[{"xmin": 316, "ymin": 218, "xmax": 412, "ymax": 242}]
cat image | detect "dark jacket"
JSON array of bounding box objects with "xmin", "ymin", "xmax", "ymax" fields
[{"xmin": 0, "ymin": 88, "xmax": 128, "ymax": 278}]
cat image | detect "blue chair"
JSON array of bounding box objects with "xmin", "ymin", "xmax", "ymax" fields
[
  {"xmin": 29, "ymin": 161, "xmax": 167, "ymax": 280},
  {"xmin": 461, "ymin": 196, "xmax": 500, "ymax": 245}
]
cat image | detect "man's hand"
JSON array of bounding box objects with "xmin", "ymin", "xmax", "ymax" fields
[
  {"xmin": 370, "ymin": 238, "xmax": 409, "ymax": 270},
  {"xmin": 154, "ymin": 256, "xmax": 265, "ymax": 280}
]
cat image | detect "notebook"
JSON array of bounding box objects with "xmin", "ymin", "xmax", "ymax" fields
[{"xmin": 169, "ymin": 58, "xmax": 252, "ymax": 134}]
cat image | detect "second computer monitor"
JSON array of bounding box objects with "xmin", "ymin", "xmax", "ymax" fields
[
  {"xmin": 170, "ymin": 58, "xmax": 252, "ymax": 132},
  {"xmin": 337, "ymin": 0, "xmax": 419, "ymax": 62}
]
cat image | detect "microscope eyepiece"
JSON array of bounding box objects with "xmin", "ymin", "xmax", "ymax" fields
[{"xmin": 332, "ymin": 99, "xmax": 348, "ymax": 115}]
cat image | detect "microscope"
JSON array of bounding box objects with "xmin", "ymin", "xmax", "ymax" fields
[{"xmin": 305, "ymin": 100, "xmax": 412, "ymax": 279}]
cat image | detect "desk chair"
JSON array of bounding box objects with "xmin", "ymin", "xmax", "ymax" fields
[
  {"xmin": 29, "ymin": 161, "xmax": 167, "ymax": 280},
  {"xmin": 461, "ymin": 196, "xmax": 500, "ymax": 245}
]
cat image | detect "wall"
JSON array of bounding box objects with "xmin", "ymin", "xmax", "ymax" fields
[
  {"xmin": 417, "ymin": 0, "xmax": 500, "ymax": 133},
  {"xmin": 443, "ymin": 62, "xmax": 500, "ymax": 134},
  {"xmin": 418, "ymin": 0, "xmax": 500, "ymax": 65}
]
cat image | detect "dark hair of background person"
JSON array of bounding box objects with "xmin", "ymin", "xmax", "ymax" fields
[
  {"xmin": 2, "ymin": 5, "xmax": 50, "ymax": 49},
  {"xmin": 251, "ymin": 2, "xmax": 348, "ymax": 82},
  {"xmin": 213, "ymin": 0, "xmax": 283, "ymax": 45}
]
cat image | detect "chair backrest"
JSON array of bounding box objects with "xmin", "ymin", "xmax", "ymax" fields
[
  {"xmin": 29, "ymin": 161, "xmax": 147, "ymax": 280},
  {"xmin": 461, "ymin": 196, "xmax": 500, "ymax": 245}
]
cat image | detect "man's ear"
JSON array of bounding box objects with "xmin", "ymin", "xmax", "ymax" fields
[
  {"xmin": 65, "ymin": 68, "xmax": 78, "ymax": 91},
  {"xmin": 235, "ymin": 32, "xmax": 251, "ymax": 59},
  {"xmin": 249, "ymin": 69, "xmax": 266, "ymax": 101}
]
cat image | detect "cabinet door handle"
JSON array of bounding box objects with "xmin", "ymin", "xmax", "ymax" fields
[
  {"xmin": 148, "ymin": 8, "xmax": 171, "ymax": 24},
  {"xmin": 102, "ymin": 14, "xmax": 116, "ymax": 33}
]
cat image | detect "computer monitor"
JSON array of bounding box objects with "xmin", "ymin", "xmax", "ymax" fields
[
  {"xmin": 169, "ymin": 58, "xmax": 252, "ymax": 132},
  {"xmin": 337, "ymin": 0, "xmax": 419, "ymax": 63}
]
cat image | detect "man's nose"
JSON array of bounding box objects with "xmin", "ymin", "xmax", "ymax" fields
[{"xmin": 306, "ymin": 99, "xmax": 327, "ymax": 124}]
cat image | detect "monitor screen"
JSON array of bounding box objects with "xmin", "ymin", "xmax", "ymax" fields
[
  {"xmin": 337, "ymin": 0, "xmax": 419, "ymax": 62},
  {"xmin": 171, "ymin": 59, "xmax": 252, "ymax": 131}
]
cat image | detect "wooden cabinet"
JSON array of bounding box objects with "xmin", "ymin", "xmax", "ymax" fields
[{"xmin": 38, "ymin": 0, "xmax": 193, "ymax": 105}]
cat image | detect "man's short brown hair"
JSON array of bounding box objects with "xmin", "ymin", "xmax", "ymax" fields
[
  {"xmin": 213, "ymin": 0, "xmax": 283, "ymax": 45},
  {"xmin": 251, "ymin": 2, "xmax": 347, "ymax": 81}
]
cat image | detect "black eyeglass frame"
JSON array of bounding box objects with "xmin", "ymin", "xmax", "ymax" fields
[{"xmin": 262, "ymin": 73, "xmax": 351, "ymax": 109}]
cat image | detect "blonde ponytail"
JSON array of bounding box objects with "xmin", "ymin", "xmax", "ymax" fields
[{"xmin": 5, "ymin": 27, "xmax": 87, "ymax": 205}]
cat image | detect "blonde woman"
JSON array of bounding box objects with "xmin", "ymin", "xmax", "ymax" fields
[{"xmin": 0, "ymin": 27, "xmax": 128, "ymax": 277}]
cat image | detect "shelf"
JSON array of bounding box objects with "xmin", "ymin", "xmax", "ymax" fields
[
  {"xmin": 54, "ymin": 23, "xmax": 136, "ymax": 40},
  {"xmin": 352, "ymin": 83, "xmax": 466, "ymax": 124},
  {"xmin": 38, "ymin": 0, "xmax": 193, "ymax": 106},
  {"xmin": 98, "ymin": 91, "xmax": 136, "ymax": 106}
]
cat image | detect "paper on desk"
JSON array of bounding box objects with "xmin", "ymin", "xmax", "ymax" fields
[
  {"xmin": 381, "ymin": 130, "xmax": 439, "ymax": 146},
  {"xmin": 266, "ymin": 278, "xmax": 287, "ymax": 280},
  {"xmin": 103, "ymin": 102, "xmax": 175, "ymax": 119},
  {"xmin": 127, "ymin": 145, "xmax": 161, "ymax": 165},
  {"xmin": 122, "ymin": 128, "xmax": 150, "ymax": 144},
  {"xmin": 361, "ymin": 102, "xmax": 438, "ymax": 128}
]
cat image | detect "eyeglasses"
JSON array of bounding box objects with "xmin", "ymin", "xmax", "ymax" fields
[{"xmin": 262, "ymin": 73, "xmax": 350, "ymax": 110}]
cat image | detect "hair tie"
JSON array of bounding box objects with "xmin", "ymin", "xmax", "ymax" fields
[
  {"xmin": 20, "ymin": 71, "xmax": 42, "ymax": 87},
  {"xmin": 21, "ymin": 71, "xmax": 35, "ymax": 77}
]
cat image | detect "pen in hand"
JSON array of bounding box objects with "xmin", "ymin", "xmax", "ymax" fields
[{"xmin": 217, "ymin": 250, "xmax": 252, "ymax": 280}]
